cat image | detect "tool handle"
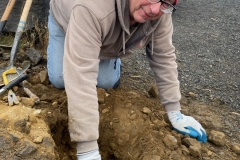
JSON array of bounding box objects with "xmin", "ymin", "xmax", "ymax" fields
[
  {"xmin": 1, "ymin": 0, "xmax": 16, "ymax": 21},
  {"xmin": 23, "ymin": 87, "xmax": 40, "ymax": 104},
  {"xmin": 0, "ymin": 0, "xmax": 16, "ymax": 33},
  {"xmin": 9, "ymin": 0, "xmax": 33, "ymax": 68},
  {"xmin": 0, "ymin": 74, "xmax": 28, "ymax": 95},
  {"xmin": 2, "ymin": 67, "xmax": 17, "ymax": 85},
  {"xmin": 18, "ymin": 0, "xmax": 33, "ymax": 32}
]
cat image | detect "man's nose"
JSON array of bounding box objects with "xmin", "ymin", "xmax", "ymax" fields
[{"xmin": 149, "ymin": 3, "xmax": 161, "ymax": 15}]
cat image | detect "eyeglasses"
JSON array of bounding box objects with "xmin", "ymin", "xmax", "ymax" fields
[{"xmin": 148, "ymin": 0, "xmax": 177, "ymax": 13}]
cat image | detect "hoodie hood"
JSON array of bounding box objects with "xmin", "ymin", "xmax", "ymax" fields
[
  {"xmin": 116, "ymin": 0, "xmax": 130, "ymax": 35},
  {"xmin": 115, "ymin": 0, "xmax": 161, "ymax": 54},
  {"xmin": 116, "ymin": 0, "xmax": 161, "ymax": 36}
]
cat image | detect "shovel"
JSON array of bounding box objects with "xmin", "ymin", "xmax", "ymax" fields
[
  {"xmin": 1, "ymin": 0, "xmax": 33, "ymax": 105},
  {"xmin": 1, "ymin": 0, "xmax": 33, "ymax": 85},
  {"xmin": 0, "ymin": 0, "xmax": 16, "ymax": 34},
  {"xmin": 8, "ymin": 0, "xmax": 33, "ymax": 70}
]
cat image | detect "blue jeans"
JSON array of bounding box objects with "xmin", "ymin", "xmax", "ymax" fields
[{"xmin": 47, "ymin": 14, "xmax": 121, "ymax": 89}]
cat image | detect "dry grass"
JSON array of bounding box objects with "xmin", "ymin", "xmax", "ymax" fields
[
  {"xmin": 0, "ymin": 17, "xmax": 49, "ymax": 55},
  {"xmin": 24, "ymin": 16, "xmax": 49, "ymax": 53}
]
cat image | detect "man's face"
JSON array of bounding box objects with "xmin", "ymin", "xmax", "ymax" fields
[{"xmin": 129, "ymin": 0, "xmax": 174, "ymax": 25}]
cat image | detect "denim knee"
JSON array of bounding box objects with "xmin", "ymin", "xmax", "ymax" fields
[
  {"xmin": 97, "ymin": 58, "xmax": 121, "ymax": 89},
  {"xmin": 48, "ymin": 74, "xmax": 65, "ymax": 89}
]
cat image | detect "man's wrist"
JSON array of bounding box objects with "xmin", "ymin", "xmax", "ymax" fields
[{"xmin": 164, "ymin": 102, "xmax": 181, "ymax": 112}]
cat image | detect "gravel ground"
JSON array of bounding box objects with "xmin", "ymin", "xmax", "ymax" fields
[
  {"xmin": 173, "ymin": 0, "xmax": 240, "ymax": 110},
  {"xmin": 122, "ymin": 0, "xmax": 240, "ymax": 111}
]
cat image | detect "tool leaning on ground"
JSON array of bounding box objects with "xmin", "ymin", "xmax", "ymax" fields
[
  {"xmin": 1, "ymin": 0, "xmax": 40, "ymax": 105},
  {"xmin": 0, "ymin": 0, "xmax": 16, "ymax": 34},
  {"xmin": 1, "ymin": 73, "xmax": 29, "ymax": 106}
]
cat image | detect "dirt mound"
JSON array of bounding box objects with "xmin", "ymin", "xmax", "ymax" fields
[
  {"xmin": 0, "ymin": 104, "xmax": 58, "ymax": 159},
  {"xmin": 0, "ymin": 74, "xmax": 239, "ymax": 159}
]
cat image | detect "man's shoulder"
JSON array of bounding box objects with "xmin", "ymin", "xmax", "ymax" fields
[{"xmin": 74, "ymin": 0, "xmax": 116, "ymax": 20}]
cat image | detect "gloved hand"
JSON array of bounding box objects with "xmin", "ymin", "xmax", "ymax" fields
[{"xmin": 167, "ymin": 111, "xmax": 207, "ymax": 143}]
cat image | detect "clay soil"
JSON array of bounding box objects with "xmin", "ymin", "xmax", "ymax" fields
[{"xmin": 0, "ymin": 0, "xmax": 240, "ymax": 160}]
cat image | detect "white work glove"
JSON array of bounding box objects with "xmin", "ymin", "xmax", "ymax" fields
[
  {"xmin": 167, "ymin": 111, "xmax": 207, "ymax": 143},
  {"xmin": 77, "ymin": 149, "xmax": 101, "ymax": 160}
]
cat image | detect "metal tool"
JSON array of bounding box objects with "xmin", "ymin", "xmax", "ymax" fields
[
  {"xmin": 8, "ymin": 89, "xmax": 19, "ymax": 106},
  {"xmin": 1, "ymin": 72, "xmax": 28, "ymax": 106},
  {"xmin": 0, "ymin": 64, "xmax": 30, "ymax": 87},
  {"xmin": 2, "ymin": 0, "xmax": 33, "ymax": 87},
  {"xmin": 2, "ymin": 68, "xmax": 19, "ymax": 105},
  {"xmin": 0, "ymin": 73, "xmax": 28, "ymax": 95},
  {"xmin": 22, "ymin": 80, "xmax": 40, "ymax": 104},
  {"xmin": 7, "ymin": 0, "xmax": 32, "ymax": 70}
]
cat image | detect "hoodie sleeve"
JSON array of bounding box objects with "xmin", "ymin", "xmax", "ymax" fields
[
  {"xmin": 63, "ymin": 5, "xmax": 102, "ymax": 151},
  {"xmin": 146, "ymin": 14, "xmax": 181, "ymax": 112}
]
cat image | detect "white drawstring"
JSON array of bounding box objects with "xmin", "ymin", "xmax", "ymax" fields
[
  {"xmin": 151, "ymin": 30, "xmax": 154, "ymax": 55},
  {"xmin": 122, "ymin": 31, "xmax": 125, "ymax": 54}
]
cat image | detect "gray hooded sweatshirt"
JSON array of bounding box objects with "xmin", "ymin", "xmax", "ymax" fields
[{"xmin": 50, "ymin": 0, "xmax": 181, "ymax": 153}]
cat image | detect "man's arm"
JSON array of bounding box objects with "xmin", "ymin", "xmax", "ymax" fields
[
  {"xmin": 146, "ymin": 14, "xmax": 207, "ymax": 143},
  {"xmin": 63, "ymin": 6, "xmax": 102, "ymax": 153}
]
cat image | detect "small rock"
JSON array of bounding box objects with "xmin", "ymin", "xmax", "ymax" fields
[
  {"xmin": 39, "ymin": 70, "xmax": 49, "ymax": 84},
  {"xmin": 207, "ymin": 150, "xmax": 213, "ymax": 156},
  {"xmin": 129, "ymin": 113, "xmax": 137, "ymax": 120},
  {"xmin": 169, "ymin": 151, "xmax": 181, "ymax": 160},
  {"xmin": 33, "ymin": 109, "xmax": 41, "ymax": 116},
  {"xmin": 33, "ymin": 136, "xmax": 43, "ymax": 144},
  {"xmin": 17, "ymin": 140, "xmax": 37, "ymax": 157},
  {"xmin": 97, "ymin": 88, "xmax": 106, "ymax": 104},
  {"xmin": 13, "ymin": 119, "xmax": 30, "ymax": 133},
  {"xmin": 148, "ymin": 85, "xmax": 159, "ymax": 98},
  {"xmin": 127, "ymin": 91, "xmax": 140, "ymax": 98},
  {"xmin": 102, "ymin": 108, "xmax": 109, "ymax": 114},
  {"xmin": 40, "ymin": 93, "xmax": 48, "ymax": 101},
  {"xmin": 9, "ymin": 132, "xmax": 21, "ymax": 143},
  {"xmin": 42, "ymin": 137, "xmax": 55, "ymax": 148},
  {"xmin": 181, "ymin": 145, "xmax": 190, "ymax": 156},
  {"xmin": 208, "ymin": 130, "xmax": 225, "ymax": 146},
  {"xmin": 142, "ymin": 107, "xmax": 151, "ymax": 114},
  {"xmin": 12, "ymin": 86, "xmax": 18, "ymax": 92},
  {"xmin": 28, "ymin": 74, "xmax": 41, "ymax": 84},
  {"xmin": 52, "ymin": 101, "xmax": 58, "ymax": 108},
  {"xmin": 21, "ymin": 97, "xmax": 35, "ymax": 108},
  {"xmin": 188, "ymin": 92, "xmax": 197, "ymax": 98},
  {"xmin": 163, "ymin": 135, "xmax": 178, "ymax": 150},
  {"xmin": 25, "ymin": 48, "xmax": 43, "ymax": 65},
  {"xmin": 182, "ymin": 137, "xmax": 201, "ymax": 148},
  {"xmin": 231, "ymin": 143, "xmax": 240, "ymax": 154},
  {"xmin": 189, "ymin": 145, "xmax": 201, "ymax": 157}
]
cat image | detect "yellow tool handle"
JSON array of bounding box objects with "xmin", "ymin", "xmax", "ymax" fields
[{"xmin": 2, "ymin": 67, "xmax": 17, "ymax": 85}]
